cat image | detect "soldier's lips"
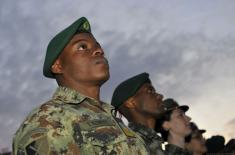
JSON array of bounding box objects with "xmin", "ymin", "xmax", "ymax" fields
[{"xmin": 94, "ymin": 57, "xmax": 108, "ymax": 66}]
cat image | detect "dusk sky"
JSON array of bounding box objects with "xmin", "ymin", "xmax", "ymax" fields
[{"xmin": 0, "ymin": 0, "xmax": 235, "ymax": 150}]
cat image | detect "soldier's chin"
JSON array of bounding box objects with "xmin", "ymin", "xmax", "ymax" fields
[
  {"xmin": 149, "ymin": 106, "xmax": 165, "ymax": 118},
  {"xmin": 96, "ymin": 72, "xmax": 110, "ymax": 85}
]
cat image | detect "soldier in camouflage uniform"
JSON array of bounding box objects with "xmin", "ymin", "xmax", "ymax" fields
[
  {"xmin": 185, "ymin": 122, "xmax": 207, "ymax": 155},
  {"xmin": 13, "ymin": 17, "xmax": 150, "ymax": 155},
  {"xmin": 111, "ymin": 73, "xmax": 165, "ymax": 155},
  {"xmin": 155, "ymin": 98, "xmax": 192, "ymax": 155}
]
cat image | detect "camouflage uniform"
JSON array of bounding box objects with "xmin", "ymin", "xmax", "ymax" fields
[
  {"xmin": 164, "ymin": 144, "xmax": 192, "ymax": 155},
  {"xmin": 129, "ymin": 122, "xmax": 165, "ymax": 155},
  {"xmin": 13, "ymin": 87, "xmax": 150, "ymax": 155}
]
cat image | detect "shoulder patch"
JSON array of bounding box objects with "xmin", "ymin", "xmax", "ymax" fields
[
  {"xmin": 18, "ymin": 128, "xmax": 48, "ymax": 149},
  {"xmin": 25, "ymin": 134, "xmax": 49, "ymax": 155},
  {"xmin": 122, "ymin": 127, "xmax": 136, "ymax": 137}
]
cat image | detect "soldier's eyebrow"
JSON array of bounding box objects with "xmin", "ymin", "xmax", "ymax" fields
[{"xmin": 70, "ymin": 39, "xmax": 88, "ymax": 46}]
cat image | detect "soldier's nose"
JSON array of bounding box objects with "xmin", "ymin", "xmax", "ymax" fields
[{"xmin": 93, "ymin": 47, "xmax": 104, "ymax": 56}]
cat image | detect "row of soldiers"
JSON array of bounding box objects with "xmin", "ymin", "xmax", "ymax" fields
[
  {"xmin": 111, "ymin": 72, "xmax": 209, "ymax": 155},
  {"xmin": 12, "ymin": 17, "xmax": 232, "ymax": 155}
]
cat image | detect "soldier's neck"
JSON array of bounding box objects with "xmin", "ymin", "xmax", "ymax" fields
[
  {"xmin": 131, "ymin": 114, "xmax": 156, "ymax": 129},
  {"xmin": 60, "ymin": 82, "xmax": 101, "ymax": 101},
  {"xmin": 168, "ymin": 134, "xmax": 185, "ymax": 149}
]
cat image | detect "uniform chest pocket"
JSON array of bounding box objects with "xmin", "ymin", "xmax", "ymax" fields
[{"xmin": 74, "ymin": 119, "xmax": 127, "ymax": 147}]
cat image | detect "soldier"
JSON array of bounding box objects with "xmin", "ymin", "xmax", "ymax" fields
[
  {"xmin": 205, "ymin": 135, "xmax": 225, "ymax": 153},
  {"xmin": 185, "ymin": 122, "xmax": 207, "ymax": 155},
  {"xmin": 155, "ymin": 98, "xmax": 192, "ymax": 155},
  {"xmin": 13, "ymin": 17, "xmax": 150, "ymax": 155},
  {"xmin": 111, "ymin": 72, "xmax": 165, "ymax": 155}
]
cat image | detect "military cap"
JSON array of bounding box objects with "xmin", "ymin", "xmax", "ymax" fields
[
  {"xmin": 185, "ymin": 122, "xmax": 206, "ymax": 142},
  {"xmin": 155, "ymin": 98, "xmax": 189, "ymax": 141},
  {"xmin": 190, "ymin": 122, "xmax": 206, "ymax": 133},
  {"xmin": 43, "ymin": 17, "xmax": 91, "ymax": 78},
  {"xmin": 163, "ymin": 98, "xmax": 189, "ymax": 112},
  {"xmin": 111, "ymin": 72, "xmax": 151, "ymax": 109}
]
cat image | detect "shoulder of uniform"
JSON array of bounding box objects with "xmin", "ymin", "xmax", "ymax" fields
[
  {"xmin": 165, "ymin": 144, "xmax": 189, "ymax": 154},
  {"xmin": 101, "ymin": 101, "xmax": 114, "ymax": 110},
  {"xmin": 21, "ymin": 100, "xmax": 63, "ymax": 122},
  {"xmin": 13, "ymin": 126, "xmax": 48, "ymax": 154},
  {"xmin": 13, "ymin": 126, "xmax": 78, "ymax": 155},
  {"xmin": 13, "ymin": 100, "xmax": 67, "ymax": 143}
]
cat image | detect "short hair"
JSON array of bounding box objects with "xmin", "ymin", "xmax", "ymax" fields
[{"xmin": 155, "ymin": 110, "xmax": 173, "ymax": 141}]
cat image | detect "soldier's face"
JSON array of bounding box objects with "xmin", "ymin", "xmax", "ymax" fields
[
  {"xmin": 54, "ymin": 33, "xmax": 109, "ymax": 85},
  {"xmin": 186, "ymin": 132, "xmax": 207, "ymax": 154},
  {"xmin": 167, "ymin": 109, "xmax": 191, "ymax": 137},
  {"xmin": 133, "ymin": 83, "xmax": 164, "ymax": 118}
]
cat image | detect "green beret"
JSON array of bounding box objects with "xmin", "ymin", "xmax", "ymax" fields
[
  {"xmin": 163, "ymin": 98, "xmax": 189, "ymax": 112},
  {"xmin": 43, "ymin": 17, "xmax": 91, "ymax": 78},
  {"xmin": 111, "ymin": 72, "xmax": 151, "ymax": 109}
]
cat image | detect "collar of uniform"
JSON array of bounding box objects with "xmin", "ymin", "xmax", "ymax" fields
[
  {"xmin": 52, "ymin": 86, "xmax": 87, "ymax": 104},
  {"xmin": 165, "ymin": 144, "xmax": 191, "ymax": 155},
  {"xmin": 128, "ymin": 122, "xmax": 163, "ymax": 142}
]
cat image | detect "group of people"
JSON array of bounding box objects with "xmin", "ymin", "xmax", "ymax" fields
[
  {"xmin": 11, "ymin": 17, "xmax": 226, "ymax": 155},
  {"xmin": 111, "ymin": 73, "xmax": 207, "ymax": 155}
]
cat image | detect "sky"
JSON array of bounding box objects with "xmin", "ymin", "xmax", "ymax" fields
[{"xmin": 0, "ymin": 0, "xmax": 235, "ymax": 151}]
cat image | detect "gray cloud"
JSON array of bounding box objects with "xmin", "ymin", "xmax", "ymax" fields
[
  {"xmin": 224, "ymin": 118, "xmax": 235, "ymax": 141},
  {"xmin": 227, "ymin": 118, "xmax": 235, "ymax": 125},
  {"xmin": 104, "ymin": 31, "xmax": 235, "ymax": 99}
]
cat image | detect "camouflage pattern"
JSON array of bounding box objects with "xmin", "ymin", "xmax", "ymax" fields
[
  {"xmin": 164, "ymin": 144, "xmax": 192, "ymax": 155},
  {"xmin": 129, "ymin": 122, "xmax": 165, "ymax": 155},
  {"xmin": 13, "ymin": 86, "xmax": 150, "ymax": 155}
]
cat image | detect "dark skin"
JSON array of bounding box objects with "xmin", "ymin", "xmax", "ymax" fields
[
  {"xmin": 119, "ymin": 83, "xmax": 164, "ymax": 129},
  {"xmin": 51, "ymin": 32, "xmax": 109, "ymax": 101}
]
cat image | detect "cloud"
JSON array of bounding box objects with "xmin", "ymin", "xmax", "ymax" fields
[
  {"xmin": 224, "ymin": 118, "xmax": 235, "ymax": 141},
  {"xmin": 227, "ymin": 118, "xmax": 235, "ymax": 125}
]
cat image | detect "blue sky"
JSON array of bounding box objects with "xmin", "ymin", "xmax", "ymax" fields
[{"xmin": 0, "ymin": 0, "xmax": 235, "ymax": 150}]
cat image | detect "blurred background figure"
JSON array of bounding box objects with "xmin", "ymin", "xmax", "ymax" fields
[
  {"xmin": 205, "ymin": 135, "xmax": 225, "ymax": 153},
  {"xmin": 206, "ymin": 135, "xmax": 235, "ymax": 153},
  {"xmin": 155, "ymin": 98, "xmax": 192, "ymax": 155},
  {"xmin": 185, "ymin": 122, "xmax": 207, "ymax": 155},
  {"xmin": 222, "ymin": 138, "xmax": 235, "ymax": 153}
]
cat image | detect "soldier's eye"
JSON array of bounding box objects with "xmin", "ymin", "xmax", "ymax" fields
[
  {"xmin": 179, "ymin": 113, "xmax": 185, "ymax": 118},
  {"xmin": 152, "ymin": 89, "xmax": 156, "ymax": 94},
  {"xmin": 77, "ymin": 43, "xmax": 88, "ymax": 51},
  {"xmin": 147, "ymin": 88, "xmax": 155, "ymax": 94},
  {"xmin": 147, "ymin": 89, "xmax": 152, "ymax": 93},
  {"xmin": 147, "ymin": 89, "xmax": 153, "ymax": 94}
]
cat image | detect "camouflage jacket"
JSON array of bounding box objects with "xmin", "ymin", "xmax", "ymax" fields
[
  {"xmin": 13, "ymin": 86, "xmax": 150, "ymax": 155},
  {"xmin": 164, "ymin": 144, "xmax": 192, "ymax": 155},
  {"xmin": 129, "ymin": 122, "xmax": 165, "ymax": 155}
]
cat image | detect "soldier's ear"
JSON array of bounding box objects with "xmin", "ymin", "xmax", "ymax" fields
[
  {"xmin": 162, "ymin": 121, "xmax": 170, "ymax": 131},
  {"xmin": 124, "ymin": 97, "xmax": 136, "ymax": 109},
  {"xmin": 51, "ymin": 59, "xmax": 63, "ymax": 74}
]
